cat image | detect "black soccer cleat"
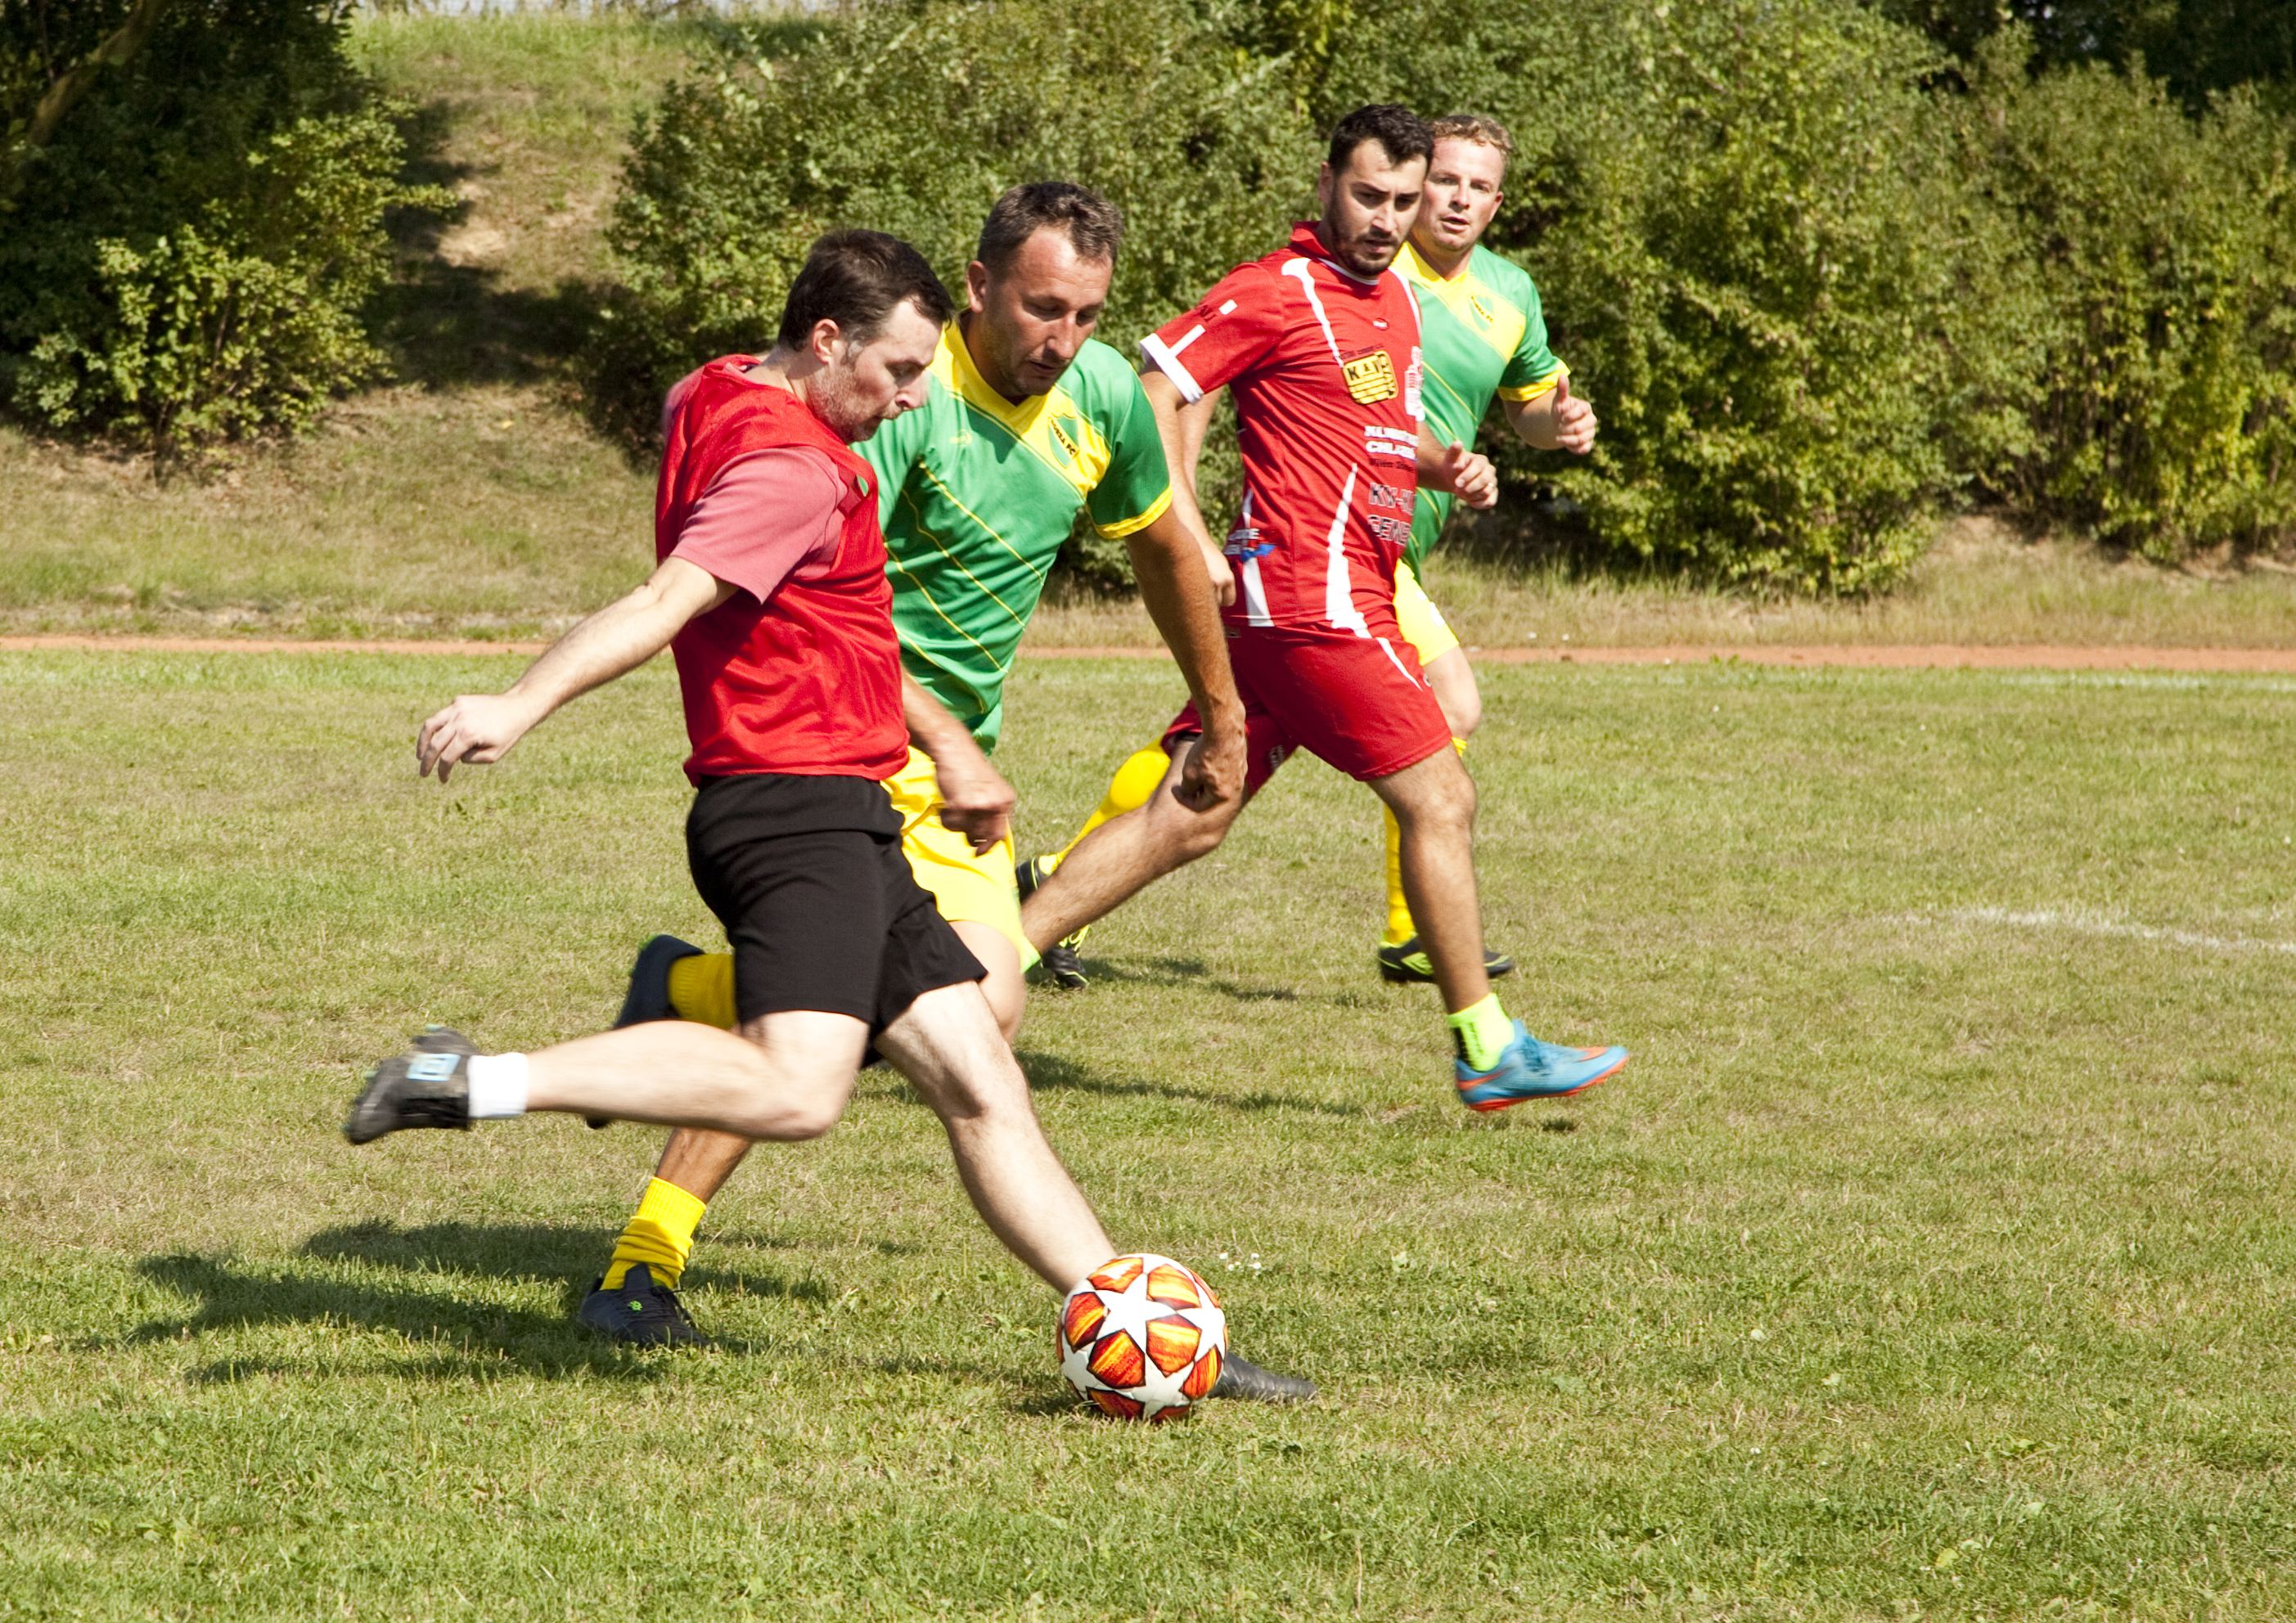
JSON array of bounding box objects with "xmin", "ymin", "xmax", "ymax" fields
[
  {"xmin": 344, "ymin": 1028, "xmax": 477, "ymax": 1144},
  {"xmin": 575, "ymin": 1263, "xmax": 711, "ymax": 1348},
  {"xmin": 588, "ymin": 933, "xmax": 705, "ymax": 1128},
  {"xmin": 1209, "ymin": 1351, "xmax": 1317, "ymax": 1404},
  {"xmin": 615, "ymin": 933, "xmax": 705, "ymax": 1029},
  {"xmin": 1015, "ymin": 856, "xmax": 1090, "ymax": 990},
  {"xmin": 1376, "ymin": 935, "xmax": 1516, "ymax": 986}
]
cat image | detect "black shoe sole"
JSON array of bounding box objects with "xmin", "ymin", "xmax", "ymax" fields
[
  {"xmin": 1377, "ymin": 950, "xmax": 1517, "ymax": 985},
  {"xmin": 1209, "ymin": 1351, "xmax": 1316, "ymax": 1403},
  {"xmin": 1039, "ymin": 942, "xmax": 1088, "ymax": 991},
  {"xmin": 574, "ymin": 1269, "xmax": 710, "ymax": 1347},
  {"xmin": 590, "ymin": 935, "xmax": 705, "ymax": 1127}
]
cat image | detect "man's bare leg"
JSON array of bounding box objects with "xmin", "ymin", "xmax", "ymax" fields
[
  {"xmin": 604, "ymin": 918, "xmax": 1026, "ymax": 1294},
  {"xmin": 875, "ymin": 981, "xmax": 1110, "ymax": 1289},
  {"xmin": 874, "ymin": 978, "xmax": 1314, "ymax": 1398},
  {"xmin": 1362, "ymin": 744, "xmax": 1629, "ymax": 1103},
  {"xmin": 1018, "ymin": 738, "xmax": 1247, "ymax": 951},
  {"xmin": 1379, "ymin": 648, "xmax": 1509, "ymax": 975},
  {"xmin": 1421, "ymin": 647, "xmax": 1483, "ymax": 740},
  {"xmin": 1366, "ymin": 746, "xmax": 1488, "ymax": 1014},
  {"xmin": 520, "ymin": 1011, "xmax": 866, "ymax": 1137}
]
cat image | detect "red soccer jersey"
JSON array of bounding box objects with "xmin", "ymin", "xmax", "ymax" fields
[
  {"xmin": 655, "ymin": 357, "xmax": 909, "ymax": 785},
  {"xmin": 1141, "ymin": 223, "xmax": 1425, "ymax": 632}
]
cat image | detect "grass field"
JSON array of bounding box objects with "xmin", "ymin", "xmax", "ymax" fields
[{"xmin": 7, "ymin": 648, "xmax": 2294, "ymax": 1619}]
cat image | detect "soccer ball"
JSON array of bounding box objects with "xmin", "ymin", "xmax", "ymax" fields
[{"xmin": 1057, "ymin": 1253, "xmax": 1227, "ymax": 1421}]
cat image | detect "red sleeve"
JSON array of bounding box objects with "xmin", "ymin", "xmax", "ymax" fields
[
  {"xmin": 660, "ymin": 366, "xmax": 705, "ymax": 442},
  {"xmin": 667, "ymin": 447, "xmax": 847, "ymax": 604},
  {"xmin": 1139, "ymin": 263, "xmax": 1285, "ymax": 403}
]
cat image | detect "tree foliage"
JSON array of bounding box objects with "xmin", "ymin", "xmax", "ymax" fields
[
  {"xmin": 1954, "ymin": 34, "xmax": 2296, "ymax": 556},
  {"xmin": 0, "ymin": 0, "xmax": 444, "ymax": 458}
]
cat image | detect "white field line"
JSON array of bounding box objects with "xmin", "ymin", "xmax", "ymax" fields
[{"xmin": 1942, "ymin": 906, "xmax": 2296, "ymax": 959}]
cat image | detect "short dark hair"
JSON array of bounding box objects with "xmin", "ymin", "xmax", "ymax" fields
[
  {"xmin": 776, "ymin": 229, "xmax": 954, "ymax": 351},
  {"xmin": 976, "ymin": 182, "xmax": 1125, "ymax": 274},
  {"xmin": 1326, "ymin": 104, "xmax": 1434, "ymax": 173}
]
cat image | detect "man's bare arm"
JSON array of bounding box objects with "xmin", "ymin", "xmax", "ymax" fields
[
  {"xmin": 903, "ymin": 671, "xmax": 1014, "ymax": 853},
  {"xmin": 418, "ymin": 557, "xmax": 732, "ymax": 782},
  {"xmin": 1416, "ymin": 426, "xmax": 1499, "ymax": 510},
  {"xmin": 1141, "ymin": 370, "xmax": 1235, "ymax": 608},
  {"xmin": 1123, "ymin": 502, "xmax": 1247, "ymax": 812},
  {"xmin": 1501, "ymin": 373, "xmax": 1598, "ymax": 455}
]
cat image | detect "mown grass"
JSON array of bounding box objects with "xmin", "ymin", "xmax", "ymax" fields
[{"xmin": 4, "ymin": 649, "xmax": 2294, "ymax": 1619}]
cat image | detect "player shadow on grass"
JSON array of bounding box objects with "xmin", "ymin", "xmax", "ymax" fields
[
  {"xmin": 120, "ymin": 1219, "xmax": 823, "ymax": 1378},
  {"xmin": 299, "ymin": 1217, "xmax": 838, "ymax": 1301},
  {"xmin": 1069, "ymin": 955, "xmax": 1303, "ymax": 1005},
  {"xmin": 1015, "ymin": 1049, "xmax": 1357, "ymax": 1119},
  {"xmin": 123, "ymin": 1252, "xmax": 669, "ymax": 1380}
]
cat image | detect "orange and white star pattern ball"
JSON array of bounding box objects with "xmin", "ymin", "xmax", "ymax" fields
[{"xmin": 1057, "ymin": 1253, "xmax": 1227, "ymax": 1421}]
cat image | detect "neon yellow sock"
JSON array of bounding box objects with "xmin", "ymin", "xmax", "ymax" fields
[
  {"xmin": 1381, "ymin": 805, "xmax": 1412, "ymax": 947},
  {"xmin": 1051, "ymin": 743, "xmax": 1171, "ymax": 865},
  {"xmin": 601, "ymin": 1177, "xmax": 709, "ymax": 1291},
  {"xmin": 668, "ymin": 953, "xmax": 738, "ymax": 1030},
  {"xmin": 1447, "ymin": 992, "xmax": 1515, "ymax": 1073},
  {"xmin": 1382, "ymin": 738, "xmax": 1468, "ymax": 947}
]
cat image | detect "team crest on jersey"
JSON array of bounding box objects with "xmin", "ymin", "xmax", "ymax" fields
[
  {"xmin": 1047, "ymin": 414, "xmax": 1083, "ymax": 465},
  {"xmin": 1341, "ymin": 348, "xmax": 1398, "ymax": 405},
  {"xmin": 1468, "ymin": 293, "xmax": 1496, "ymax": 327}
]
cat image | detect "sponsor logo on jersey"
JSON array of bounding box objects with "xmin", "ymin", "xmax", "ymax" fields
[
  {"xmin": 1362, "ymin": 425, "xmax": 1419, "ymax": 462},
  {"xmin": 1342, "ymin": 348, "xmax": 1398, "ymax": 405}
]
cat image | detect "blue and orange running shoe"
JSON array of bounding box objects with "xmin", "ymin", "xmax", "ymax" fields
[{"xmin": 1455, "ymin": 1021, "xmax": 1629, "ymax": 1113}]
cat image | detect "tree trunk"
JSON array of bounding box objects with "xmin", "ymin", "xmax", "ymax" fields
[{"xmin": 0, "ymin": 0, "xmax": 173, "ymax": 209}]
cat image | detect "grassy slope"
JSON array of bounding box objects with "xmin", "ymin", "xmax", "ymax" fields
[
  {"xmin": 4, "ymin": 650, "xmax": 2294, "ymax": 1619},
  {"xmin": 0, "ymin": 15, "xmax": 689, "ymax": 642},
  {"xmin": 2, "ymin": 12, "xmax": 2294, "ymax": 646}
]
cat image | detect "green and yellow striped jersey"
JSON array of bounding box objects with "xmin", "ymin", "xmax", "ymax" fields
[
  {"xmin": 862, "ymin": 326, "xmax": 1172, "ymax": 753},
  {"xmin": 1395, "ymin": 239, "xmax": 1566, "ymax": 570}
]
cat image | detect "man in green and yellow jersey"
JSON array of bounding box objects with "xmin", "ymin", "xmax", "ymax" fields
[
  {"xmin": 1022, "ymin": 112, "xmax": 1597, "ymax": 990},
  {"xmin": 1372, "ymin": 110, "xmax": 1597, "ymax": 979},
  {"xmin": 572, "ymin": 184, "xmax": 1269, "ymax": 1364}
]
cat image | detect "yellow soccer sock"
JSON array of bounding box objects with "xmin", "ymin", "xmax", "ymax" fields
[
  {"xmin": 1381, "ymin": 806, "xmax": 1413, "ymax": 947},
  {"xmin": 601, "ymin": 1177, "xmax": 709, "ymax": 1292},
  {"xmin": 1381, "ymin": 738, "xmax": 1469, "ymax": 947},
  {"xmin": 668, "ymin": 952, "xmax": 739, "ymax": 1030},
  {"xmin": 1051, "ymin": 743, "xmax": 1171, "ymax": 864},
  {"xmin": 1447, "ymin": 993, "xmax": 1515, "ymax": 1073}
]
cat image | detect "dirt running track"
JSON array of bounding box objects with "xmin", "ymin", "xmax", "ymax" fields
[{"xmin": 5, "ymin": 634, "xmax": 2296, "ymax": 672}]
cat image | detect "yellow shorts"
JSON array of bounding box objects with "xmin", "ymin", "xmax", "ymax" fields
[
  {"xmin": 885, "ymin": 747, "xmax": 1034, "ymax": 970},
  {"xmin": 1393, "ymin": 560, "xmax": 1461, "ymax": 667}
]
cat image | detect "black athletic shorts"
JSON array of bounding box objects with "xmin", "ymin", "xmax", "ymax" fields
[{"xmin": 685, "ymin": 772, "xmax": 984, "ymax": 1033}]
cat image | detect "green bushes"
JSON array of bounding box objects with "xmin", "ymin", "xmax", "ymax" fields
[
  {"xmin": 0, "ymin": 0, "xmax": 442, "ymax": 458},
  {"xmin": 605, "ymin": 0, "xmax": 2295, "ymax": 591},
  {"xmin": 592, "ymin": 0, "xmax": 1317, "ymax": 580},
  {"xmin": 1956, "ymin": 41, "xmax": 2296, "ymax": 559},
  {"xmin": 1320, "ymin": 0, "xmax": 2036, "ymax": 590},
  {"xmin": 11, "ymin": 0, "xmax": 2286, "ymax": 579}
]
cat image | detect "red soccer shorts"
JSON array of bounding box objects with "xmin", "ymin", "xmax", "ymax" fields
[{"xmin": 1163, "ymin": 620, "xmax": 1454, "ymax": 793}]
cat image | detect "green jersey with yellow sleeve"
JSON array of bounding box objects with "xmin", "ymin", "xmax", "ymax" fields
[
  {"xmin": 1395, "ymin": 239, "xmax": 1567, "ymax": 569},
  {"xmin": 862, "ymin": 325, "xmax": 1173, "ymax": 753}
]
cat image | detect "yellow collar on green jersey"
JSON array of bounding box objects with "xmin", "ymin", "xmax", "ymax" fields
[{"xmin": 940, "ymin": 321, "xmax": 1117, "ymax": 506}]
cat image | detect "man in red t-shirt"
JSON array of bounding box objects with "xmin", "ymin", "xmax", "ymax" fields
[
  {"xmin": 338, "ymin": 232, "xmax": 1167, "ymax": 1359},
  {"xmin": 1019, "ymin": 107, "xmax": 1631, "ymax": 1111}
]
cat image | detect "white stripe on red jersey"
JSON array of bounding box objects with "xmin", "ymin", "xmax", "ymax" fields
[{"xmin": 1142, "ymin": 223, "xmax": 1425, "ymax": 634}]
